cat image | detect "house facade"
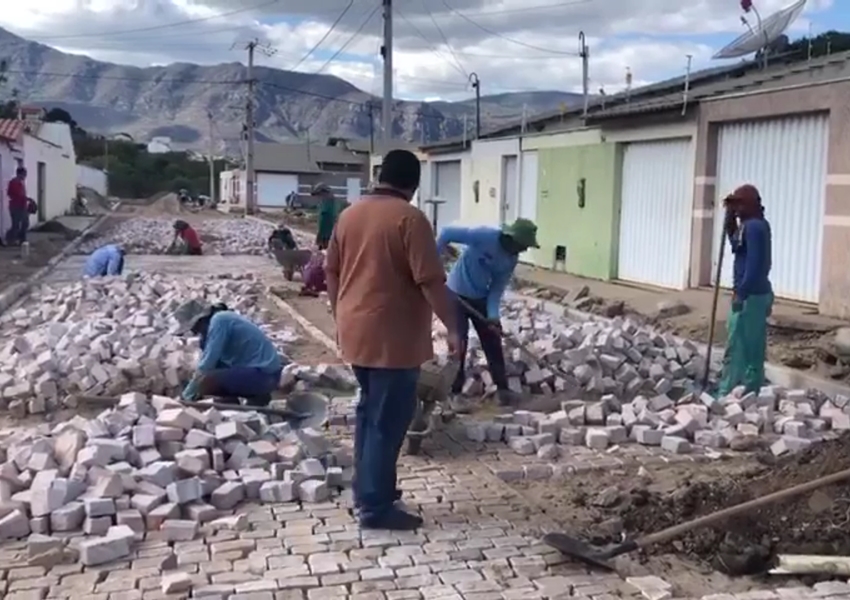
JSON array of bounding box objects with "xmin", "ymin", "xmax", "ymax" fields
[
  {"xmin": 218, "ymin": 141, "xmax": 368, "ymax": 213},
  {"xmin": 415, "ymin": 50, "xmax": 850, "ymax": 317}
]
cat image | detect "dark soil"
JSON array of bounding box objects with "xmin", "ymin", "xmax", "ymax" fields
[{"xmin": 576, "ymin": 434, "xmax": 850, "ymax": 570}]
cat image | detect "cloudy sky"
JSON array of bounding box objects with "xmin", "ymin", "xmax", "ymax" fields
[{"xmin": 0, "ymin": 0, "xmax": 839, "ymax": 102}]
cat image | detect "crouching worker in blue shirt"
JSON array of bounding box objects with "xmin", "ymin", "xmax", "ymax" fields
[
  {"xmin": 83, "ymin": 244, "xmax": 125, "ymax": 277},
  {"xmin": 717, "ymin": 184, "xmax": 773, "ymax": 397},
  {"xmin": 174, "ymin": 300, "xmax": 285, "ymax": 406},
  {"xmin": 436, "ymin": 218, "xmax": 540, "ymax": 410}
]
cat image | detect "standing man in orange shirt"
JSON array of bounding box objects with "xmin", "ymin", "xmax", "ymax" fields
[{"xmin": 326, "ymin": 149, "xmax": 460, "ymax": 531}]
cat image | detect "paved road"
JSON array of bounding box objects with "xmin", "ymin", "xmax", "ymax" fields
[{"xmin": 41, "ymin": 254, "xmax": 284, "ymax": 284}]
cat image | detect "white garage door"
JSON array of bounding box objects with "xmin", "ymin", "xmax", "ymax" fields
[
  {"xmin": 433, "ymin": 160, "xmax": 461, "ymax": 232},
  {"xmin": 256, "ymin": 173, "xmax": 299, "ymax": 208},
  {"xmin": 714, "ymin": 115, "xmax": 828, "ymax": 302},
  {"xmin": 617, "ymin": 138, "xmax": 694, "ymax": 289}
]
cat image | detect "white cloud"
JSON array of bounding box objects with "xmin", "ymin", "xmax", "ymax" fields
[{"xmin": 0, "ymin": 0, "xmax": 832, "ymax": 101}]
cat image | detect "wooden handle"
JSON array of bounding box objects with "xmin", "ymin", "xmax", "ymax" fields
[{"xmin": 638, "ymin": 466, "xmax": 850, "ymax": 548}]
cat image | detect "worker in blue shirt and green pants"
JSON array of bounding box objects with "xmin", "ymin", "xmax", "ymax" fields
[
  {"xmin": 718, "ymin": 184, "xmax": 773, "ymax": 397},
  {"xmin": 174, "ymin": 300, "xmax": 286, "ymax": 406},
  {"xmin": 436, "ymin": 218, "xmax": 539, "ymax": 410}
]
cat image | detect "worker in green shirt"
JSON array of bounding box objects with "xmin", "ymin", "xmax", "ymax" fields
[{"xmin": 313, "ymin": 183, "xmax": 347, "ymax": 249}]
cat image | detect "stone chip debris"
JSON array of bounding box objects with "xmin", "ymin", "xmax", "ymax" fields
[
  {"xmin": 0, "ymin": 391, "xmax": 351, "ymax": 547},
  {"xmin": 450, "ymin": 300, "xmax": 849, "ymax": 458},
  {"xmin": 74, "ymin": 217, "xmax": 312, "ymax": 255},
  {"xmin": 0, "ymin": 272, "xmax": 352, "ymax": 415}
]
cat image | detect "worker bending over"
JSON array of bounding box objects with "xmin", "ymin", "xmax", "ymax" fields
[
  {"xmin": 169, "ymin": 220, "xmax": 203, "ymax": 255},
  {"xmin": 83, "ymin": 244, "xmax": 126, "ymax": 277},
  {"xmin": 436, "ymin": 218, "xmax": 540, "ymax": 410},
  {"xmin": 717, "ymin": 184, "xmax": 773, "ymax": 397},
  {"xmin": 175, "ymin": 300, "xmax": 285, "ymax": 406}
]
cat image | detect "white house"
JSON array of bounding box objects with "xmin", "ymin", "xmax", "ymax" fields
[
  {"xmin": 147, "ymin": 136, "xmax": 172, "ymax": 154},
  {"xmin": 20, "ymin": 120, "xmax": 77, "ymax": 222}
]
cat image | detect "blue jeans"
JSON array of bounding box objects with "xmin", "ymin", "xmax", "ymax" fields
[
  {"xmin": 7, "ymin": 207, "xmax": 28, "ymax": 245},
  {"xmin": 353, "ymin": 366, "xmax": 420, "ymax": 520},
  {"xmin": 206, "ymin": 366, "xmax": 281, "ymax": 405}
]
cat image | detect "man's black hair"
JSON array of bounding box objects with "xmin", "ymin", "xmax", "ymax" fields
[{"xmin": 378, "ymin": 149, "xmax": 421, "ymax": 191}]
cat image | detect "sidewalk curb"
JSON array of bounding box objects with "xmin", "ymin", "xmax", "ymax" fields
[{"xmin": 0, "ymin": 214, "xmax": 108, "ymax": 314}]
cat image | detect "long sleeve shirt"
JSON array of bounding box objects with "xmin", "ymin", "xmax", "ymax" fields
[
  {"xmin": 729, "ymin": 217, "xmax": 772, "ymax": 300},
  {"xmin": 83, "ymin": 245, "xmax": 124, "ymax": 277},
  {"xmin": 436, "ymin": 226, "xmax": 517, "ymax": 319},
  {"xmin": 7, "ymin": 178, "xmax": 27, "ymax": 211}
]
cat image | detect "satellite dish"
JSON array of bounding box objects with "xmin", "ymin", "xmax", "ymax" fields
[{"xmin": 713, "ymin": 0, "xmax": 807, "ymax": 59}]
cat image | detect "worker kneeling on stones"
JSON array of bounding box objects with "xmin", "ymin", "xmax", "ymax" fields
[
  {"xmin": 175, "ymin": 300, "xmax": 285, "ymax": 406},
  {"xmin": 169, "ymin": 219, "xmax": 203, "ymax": 255},
  {"xmin": 83, "ymin": 243, "xmax": 126, "ymax": 277},
  {"xmin": 436, "ymin": 217, "xmax": 540, "ymax": 411}
]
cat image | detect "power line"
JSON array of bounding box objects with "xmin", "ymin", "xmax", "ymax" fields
[
  {"xmin": 24, "ymin": 0, "xmax": 281, "ymax": 41},
  {"xmin": 395, "ymin": 6, "xmax": 466, "ymax": 79},
  {"xmin": 421, "ymin": 1, "xmax": 470, "ymax": 78},
  {"xmin": 440, "ymin": 0, "xmax": 580, "ymax": 56},
  {"xmin": 288, "ymin": 0, "xmax": 354, "ymax": 73},
  {"xmin": 312, "ymin": 4, "xmax": 381, "ymax": 75}
]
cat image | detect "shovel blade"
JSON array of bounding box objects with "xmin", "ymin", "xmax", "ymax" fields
[{"xmin": 543, "ymin": 533, "xmax": 616, "ymax": 572}]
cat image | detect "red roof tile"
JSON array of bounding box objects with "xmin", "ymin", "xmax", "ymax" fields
[{"xmin": 0, "ymin": 119, "xmax": 22, "ymax": 143}]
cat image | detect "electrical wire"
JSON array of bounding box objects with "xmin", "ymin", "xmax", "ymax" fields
[
  {"xmin": 420, "ymin": 0, "xmax": 469, "ymax": 78},
  {"xmin": 440, "ymin": 0, "xmax": 580, "ymax": 56},
  {"xmin": 23, "ymin": 0, "xmax": 281, "ymax": 41},
  {"xmin": 312, "ymin": 5, "xmax": 381, "ymax": 75},
  {"xmin": 288, "ymin": 0, "xmax": 355, "ymax": 73},
  {"xmin": 395, "ymin": 6, "xmax": 467, "ymax": 79}
]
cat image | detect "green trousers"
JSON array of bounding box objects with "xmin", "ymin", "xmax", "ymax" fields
[{"xmin": 717, "ymin": 292, "xmax": 774, "ymax": 397}]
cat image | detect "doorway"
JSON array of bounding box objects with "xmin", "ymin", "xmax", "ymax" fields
[
  {"xmin": 500, "ymin": 155, "xmax": 518, "ymax": 224},
  {"xmin": 36, "ymin": 161, "xmax": 46, "ymax": 222}
]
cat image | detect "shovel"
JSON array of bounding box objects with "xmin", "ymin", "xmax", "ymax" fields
[
  {"xmin": 698, "ymin": 224, "xmax": 727, "ymax": 394},
  {"xmin": 543, "ymin": 465, "xmax": 850, "ymax": 572}
]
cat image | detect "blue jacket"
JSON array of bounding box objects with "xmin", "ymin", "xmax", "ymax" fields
[
  {"xmin": 436, "ymin": 226, "xmax": 517, "ymax": 319},
  {"xmin": 182, "ymin": 311, "xmax": 283, "ymax": 399},
  {"xmin": 729, "ymin": 217, "xmax": 772, "ymax": 300},
  {"xmin": 83, "ymin": 245, "xmax": 124, "ymax": 277}
]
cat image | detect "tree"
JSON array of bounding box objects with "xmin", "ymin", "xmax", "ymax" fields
[{"xmin": 787, "ymin": 31, "xmax": 850, "ymax": 60}]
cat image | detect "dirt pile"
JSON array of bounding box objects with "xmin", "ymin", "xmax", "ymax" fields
[{"xmin": 597, "ymin": 434, "xmax": 850, "ymax": 566}]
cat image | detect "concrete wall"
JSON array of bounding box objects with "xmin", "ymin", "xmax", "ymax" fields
[
  {"xmin": 534, "ymin": 143, "xmax": 620, "ymax": 278},
  {"xmin": 77, "ymin": 164, "xmax": 107, "ymax": 196},
  {"xmin": 691, "ymin": 80, "xmax": 850, "ymax": 317},
  {"xmin": 36, "ymin": 123, "xmax": 77, "ymax": 221},
  {"xmin": 463, "ymin": 138, "xmax": 520, "ymax": 226},
  {"xmin": 522, "ymin": 128, "xmax": 602, "ymax": 150},
  {"xmin": 0, "ymin": 142, "xmax": 17, "ymax": 235}
]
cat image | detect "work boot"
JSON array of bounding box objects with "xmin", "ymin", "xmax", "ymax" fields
[{"xmin": 360, "ymin": 507, "xmax": 423, "ymax": 531}]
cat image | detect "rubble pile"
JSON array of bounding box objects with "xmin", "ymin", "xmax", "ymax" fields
[
  {"xmin": 0, "ymin": 273, "xmax": 349, "ymax": 415},
  {"xmin": 452, "ymin": 301, "xmax": 848, "ymax": 457},
  {"xmin": 0, "ymin": 392, "xmax": 350, "ymax": 561},
  {"xmin": 75, "ymin": 218, "xmax": 278, "ymax": 255}
]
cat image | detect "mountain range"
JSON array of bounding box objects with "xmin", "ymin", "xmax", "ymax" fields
[{"xmin": 0, "ymin": 26, "xmax": 582, "ymax": 152}]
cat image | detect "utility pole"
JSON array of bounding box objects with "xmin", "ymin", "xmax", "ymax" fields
[
  {"xmin": 579, "ymin": 32, "xmax": 589, "ymax": 117},
  {"xmin": 244, "ymin": 40, "xmax": 257, "ymax": 215},
  {"xmin": 368, "ymin": 101, "xmax": 375, "ymax": 154},
  {"xmin": 207, "ymin": 111, "xmax": 215, "ymax": 205},
  {"xmin": 380, "ymin": 0, "xmax": 393, "ymax": 142},
  {"xmin": 469, "ymin": 73, "xmax": 480, "ymax": 139}
]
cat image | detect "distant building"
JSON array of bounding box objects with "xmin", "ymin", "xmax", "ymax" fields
[{"xmin": 218, "ymin": 140, "xmax": 368, "ymax": 212}]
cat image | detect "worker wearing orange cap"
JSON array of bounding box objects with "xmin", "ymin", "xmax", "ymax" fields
[{"xmin": 717, "ymin": 184, "xmax": 773, "ymax": 396}]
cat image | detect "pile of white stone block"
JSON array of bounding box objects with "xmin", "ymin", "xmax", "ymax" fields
[
  {"xmin": 0, "ymin": 392, "xmax": 350, "ymax": 563},
  {"xmin": 454, "ymin": 300, "xmax": 847, "ymax": 457},
  {"xmin": 0, "ymin": 273, "xmax": 351, "ymax": 415},
  {"xmin": 75, "ymin": 218, "xmax": 283, "ymax": 255},
  {"xmin": 445, "ymin": 300, "xmax": 709, "ymax": 400}
]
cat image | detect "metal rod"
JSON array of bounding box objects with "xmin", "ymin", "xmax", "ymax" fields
[{"xmin": 245, "ymin": 40, "xmax": 256, "ymax": 215}]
